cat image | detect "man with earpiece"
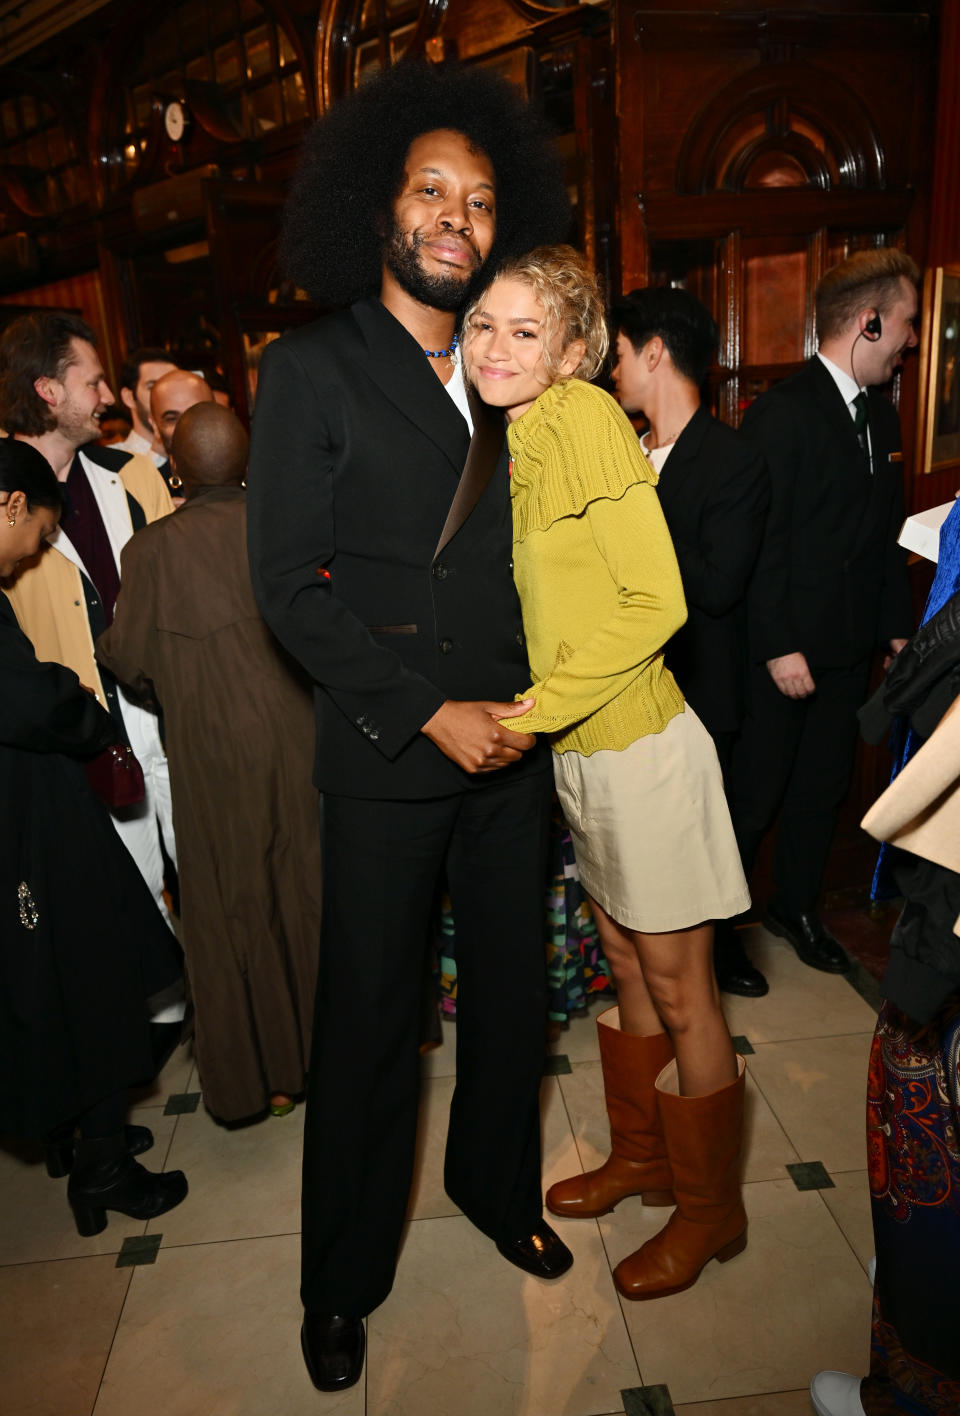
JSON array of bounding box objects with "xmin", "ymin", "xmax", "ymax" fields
[{"xmin": 726, "ymin": 249, "xmax": 918, "ymax": 978}]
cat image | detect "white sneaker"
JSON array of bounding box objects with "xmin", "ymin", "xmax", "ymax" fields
[{"xmin": 810, "ymin": 1371, "xmax": 866, "ymax": 1416}]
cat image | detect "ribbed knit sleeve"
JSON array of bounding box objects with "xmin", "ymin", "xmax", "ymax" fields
[
  {"xmin": 500, "ymin": 378, "xmax": 687, "ymax": 754},
  {"xmin": 508, "ymin": 483, "xmax": 687, "ymax": 745},
  {"xmin": 506, "ymin": 380, "xmax": 657, "ymax": 539}
]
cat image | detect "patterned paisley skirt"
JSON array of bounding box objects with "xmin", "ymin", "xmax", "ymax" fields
[{"xmin": 863, "ymin": 998, "xmax": 960, "ymax": 1414}]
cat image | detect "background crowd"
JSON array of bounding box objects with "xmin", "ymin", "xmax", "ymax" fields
[{"xmin": 1, "ymin": 56, "xmax": 957, "ymax": 1416}]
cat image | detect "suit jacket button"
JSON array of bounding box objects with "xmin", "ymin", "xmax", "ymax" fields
[
  {"xmin": 439, "ymin": 638, "xmax": 454, "ymax": 654},
  {"xmin": 515, "ymin": 630, "xmax": 525, "ymax": 647},
  {"xmin": 368, "ymin": 728, "xmax": 380, "ymax": 742},
  {"xmin": 432, "ymin": 562, "xmax": 449, "ymax": 580}
]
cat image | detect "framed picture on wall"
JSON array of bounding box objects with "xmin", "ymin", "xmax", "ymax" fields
[{"xmin": 922, "ymin": 264, "xmax": 960, "ymax": 472}]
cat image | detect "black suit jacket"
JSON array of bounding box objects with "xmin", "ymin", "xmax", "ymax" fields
[
  {"xmin": 740, "ymin": 356, "xmax": 913, "ymax": 669},
  {"xmin": 247, "ymin": 296, "xmax": 546, "ymax": 800},
  {"xmin": 655, "ymin": 406, "xmax": 769, "ymax": 736}
]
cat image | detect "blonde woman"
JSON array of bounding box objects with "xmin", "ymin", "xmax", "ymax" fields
[{"xmin": 463, "ymin": 246, "xmax": 751, "ymax": 1300}]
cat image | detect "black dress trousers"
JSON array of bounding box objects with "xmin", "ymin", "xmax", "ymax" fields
[
  {"xmin": 728, "ymin": 658, "xmax": 870, "ymax": 918},
  {"xmin": 300, "ymin": 768, "xmax": 552, "ymax": 1319}
]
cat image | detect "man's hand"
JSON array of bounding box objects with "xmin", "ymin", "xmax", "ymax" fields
[
  {"xmin": 883, "ymin": 637, "xmax": 909, "ymax": 670},
  {"xmin": 766, "ymin": 652, "xmax": 816, "ymax": 699},
  {"xmin": 422, "ymin": 698, "xmax": 536, "ymax": 773}
]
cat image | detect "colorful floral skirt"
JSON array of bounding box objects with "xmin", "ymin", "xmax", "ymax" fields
[
  {"xmin": 437, "ymin": 810, "xmax": 613, "ymax": 1025},
  {"xmin": 863, "ymin": 998, "xmax": 960, "ymax": 1414}
]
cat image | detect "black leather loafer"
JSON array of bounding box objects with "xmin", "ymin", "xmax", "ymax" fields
[
  {"xmin": 714, "ymin": 922, "xmax": 769, "ymax": 998},
  {"xmin": 301, "ymin": 1312, "xmax": 365, "ymax": 1392},
  {"xmin": 763, "ymin": 906, "xmax": 850, "ymax": 974},
  {"xmin": 717, "ymin": 961, "xmax": 770, "ymax": 997},
  {"xmin": 496, "ymin": 1221, "xmax": 573, "ymax": 1279}
]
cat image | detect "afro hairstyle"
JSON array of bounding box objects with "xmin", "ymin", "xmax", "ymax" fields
[{"xmin": 280, "ymin": 59, "xmax": 572, "ymax": 309}]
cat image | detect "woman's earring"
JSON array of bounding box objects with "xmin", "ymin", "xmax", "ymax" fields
[{"xmin": 7, "ymin": 516, "xmax": 15, "ymax": 527}]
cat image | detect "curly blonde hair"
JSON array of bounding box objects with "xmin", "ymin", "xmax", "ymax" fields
[{"xmin": 462, "ymin": 244, "xmax": 609, "ymax": 382}]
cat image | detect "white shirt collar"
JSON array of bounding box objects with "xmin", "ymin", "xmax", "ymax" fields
[
  {"xmin": 442, "ymin": 354, "xmax": 473, "ymax": 437},
  {"xmin": 816, "ymin": 351, "xmax": 865, "ymax": 416}
]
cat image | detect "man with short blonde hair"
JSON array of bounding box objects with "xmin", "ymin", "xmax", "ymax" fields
[{"xmin": 729, "ymin": 249, "xmax": 918, "ymax": 975}]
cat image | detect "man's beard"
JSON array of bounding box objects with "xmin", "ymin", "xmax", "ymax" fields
[
  {"xmin": 57, "ymin": 401, "xmax": 101, "ymax": 448},
  {"xmin": 385, "ymin": 222, "xmax": 489, "ymax": 313}
]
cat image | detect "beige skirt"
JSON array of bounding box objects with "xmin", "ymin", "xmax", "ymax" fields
[{"xmin": 553, "ymin": 706, "xmax": 751, "ymax": 933}]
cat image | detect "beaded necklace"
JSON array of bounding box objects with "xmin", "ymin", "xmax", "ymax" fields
[{"xmin": 422, "ymin": 334, "xmax": 459, "ymax": 360}]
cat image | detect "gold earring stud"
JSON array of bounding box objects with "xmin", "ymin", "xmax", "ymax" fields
[{"xmin": 7, "ymin": 516, "xmax": 15, "ymax": 527}]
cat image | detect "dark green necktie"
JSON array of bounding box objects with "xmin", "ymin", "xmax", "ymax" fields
[{"xmin": 852, "ymin": 390, "xmax": 871, "ymax": 468}]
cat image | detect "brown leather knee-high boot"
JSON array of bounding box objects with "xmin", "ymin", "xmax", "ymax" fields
[
  {"xmin": 613, "ymin": 1056, "xmax": 746, "ymax": 1299},
  {"xmin": 546, "ymin": 1006, "xmax": 675, "ymax": 1219}
]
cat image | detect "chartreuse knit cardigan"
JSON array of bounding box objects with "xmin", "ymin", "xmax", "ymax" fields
[{"xmin": 502, "ymin": 378, "xmax": 687, "ymax": 755}]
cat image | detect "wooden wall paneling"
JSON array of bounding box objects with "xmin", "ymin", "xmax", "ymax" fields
[
  {"xmin": 928, "ymin": 0, "xmax": 960, "ymax": 269},
  {"xmin": 203, "ymin": 178, "xmax": 285, "ymax": 421},
  {"xmin": 717, "ymin": 229, "xmax": 741, "ymax": 428},
  {"xmin": 910, "ymin": 0, "xmax": 960, "ymax": 510}
]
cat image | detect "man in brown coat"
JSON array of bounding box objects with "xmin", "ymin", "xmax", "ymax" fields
[{"xmin": 97, "ymin": 403, "xmax": 322, "ymax": 1121}]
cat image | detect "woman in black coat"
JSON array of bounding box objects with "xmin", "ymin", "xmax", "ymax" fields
[{"xmin": 0, "ymin": 438, "xmax": 187, "ymax": 1235}]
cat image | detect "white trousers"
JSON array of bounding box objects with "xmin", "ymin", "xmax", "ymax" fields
[{"xmin": 110, "ymin": 691, "xmax": 184, "ymax": 1023}]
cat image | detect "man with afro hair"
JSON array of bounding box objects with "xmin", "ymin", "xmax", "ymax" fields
[{"xmin": 247, "ymin": 59, "xmax": 572, "ymax": 1392}]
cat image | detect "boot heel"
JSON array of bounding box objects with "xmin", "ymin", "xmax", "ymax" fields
[
  {"xmin": 44, "ymin": 1140, "xmax": 74, "ymax": 1179},
  {"xmin": 715, "ymin": 1231, "xmax": 747, "ymax": 1264},
  {"xmin": 71, "ymin": 1200, "xmax": 107, "ymax": 1237},
  {"xmin": 641, "ymin": 1189, "xmax": 676, "ymax": 1207}
]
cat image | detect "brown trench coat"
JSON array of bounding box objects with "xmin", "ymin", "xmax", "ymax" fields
[{"xmin": 97, "ymin": 486, "xmax": 322, "ymax": 1120}]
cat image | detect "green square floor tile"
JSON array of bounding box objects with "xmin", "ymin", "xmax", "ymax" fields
[
  {"xmin": 730, "ymin": 1034, "xmax": 755, "ymax": 1055},
  {"xmin": 544, "ymin": 1054, "xmax": 572, "ymax": 1075},
  {"xmin": 787, "ymin": 1160, "xmax": 835, "ymax": 1191},
  {"xmin": 116, "ymin": 1234, "xmax": 162, "ymax": 1268},
  {"xmin": 163, "ymin": 1091, "xmax": 201, "ymax": 1115},
  {"xmin": 622, "ymin": 1385, "xmax": 675, "ymax": 1416}
]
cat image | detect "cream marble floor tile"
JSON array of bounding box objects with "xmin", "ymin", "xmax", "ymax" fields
[
  {"xmin": 94, "ymin": 1233, "xmax": 354, "ymax": 1416},
  {"xmin": 128, "ymin": 1040, "xmax": 196, "ymax": 1108},
  {"xmin": 408, "ymin": 1075, "xmax": 459, "ymax": 1221},
  {"xmin": 150, "ymin": 1099, "xmax": 303, "ymax": 1247},
  {"xmin": 408, "ymin": 1075, "xmax": 580, "ymax": 1221},
  {"xmin": 721, "ymin": 929, "xmax": 878, "ymax": 1046},
  {"xmin": 0, "ymin": 1108, "xmax": 179, "ymax": 1265},
  {"xmin": 540, "ymin": 1074, "xmax": 587, "ymax": 1194},
  {"xmin": 0, "ymin": 1254, "xmax": 132, "ymax": 1416},
  {"xmin": 556, "ymin": 1062, "xmax": 800, "ymax": 1186},
  {"xmin": 420, "ymin": 1004, "xmax": 603, "ymax": 1077},
  {"xmin": 820, "ymin": 1171, "xmax": 875, "ymax": 1276},
  {"xmin": 600, "ymin": 1177, "xmax": 870, "ymax": 1405},
  {"xmin": 676, "ymin": 1392, "xmax": 814, "ymax": 1415},
  {"xmin": 368, "ymin": 1213, "xmax": 639, "ymax": 1416},
  {"xmin": 746, "ymin": 1034, "xmax": 873, "ymax": 1173},
  {"xmin": 550, "ymin": 1002, "xmax": 604, "ymax": 1065}
]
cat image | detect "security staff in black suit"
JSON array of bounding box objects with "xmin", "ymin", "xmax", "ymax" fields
[
  {"xmin": 730, "ymin": 249, "xmax": 918, "ymax": 974},
  {"xmin": 610, "ymin": 288, "xmax": 770, "ymax": 996},
  {"xmin": 246, "ymin": 63, "xmax": 572, "ymax": 1394}
]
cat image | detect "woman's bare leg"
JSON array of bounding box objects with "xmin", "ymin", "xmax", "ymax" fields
[
  {"xmin": 589, "ymin": 896, "xmax": 736, "ymax": 1097},
  {"xmin": 587, "ymin": 898, "xmax": 663, "ymax": 1036}
]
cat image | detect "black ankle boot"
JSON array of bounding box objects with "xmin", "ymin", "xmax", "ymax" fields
[
  {"xmin": 68, "ymin": 1139, "xmax": 187, "ymax": 1237},
  {"xmin": 44, "ymin": 1123, "xmax": 155, "ymax": 1179}
]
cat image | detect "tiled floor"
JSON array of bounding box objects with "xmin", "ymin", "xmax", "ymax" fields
[{"xmin": 0, "ymin": 923, "xmax": 880, "ymax": 1416}]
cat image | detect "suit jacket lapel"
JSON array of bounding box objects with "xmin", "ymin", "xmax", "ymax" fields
[
  {"xmin": 807, "ymin": 356, "xmax": 865, "ymax": 466},
  {"xmin": 658, "ymin": 405, "xmax": 710, "ymax": 511},
  {"xmin": 352, "ymin": 297, "xmax": 469, "ymax": 476},
  {"xmin": 434, "ymin": 384, "xmax": 505, "ymax": 557}
]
